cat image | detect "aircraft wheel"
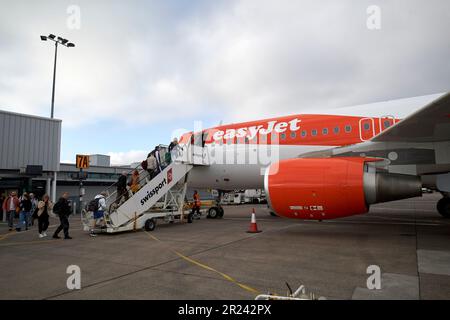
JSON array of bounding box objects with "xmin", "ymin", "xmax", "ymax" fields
[
  {"xmin": 218, "ymin": 207, "xmax": 224, "ymax": 218},
  {"xmin": 437, "ymin": 197, "xmax": 450, "ymax": 218},
  {"xmin": 208, "ymin": 207, "xmax": 219, "ymax": 219},
  {"xmin": 145, "ymin": 218, "xmax": 157, "ymax": 231},
  {"xmin": 187, "ymin": 213, "xmax": 194, "ymax": 223}
]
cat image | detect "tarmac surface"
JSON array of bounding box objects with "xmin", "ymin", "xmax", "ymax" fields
[{"xmin": 1, "ymin": 193, "xmax": 449, "ymax": 300}]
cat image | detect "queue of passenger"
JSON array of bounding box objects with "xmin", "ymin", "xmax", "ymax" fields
[
  {"xmin": 0, "ymin": 142, "xmax": 186, "ymax": 238},
  {"xmin": 1, "ymin": 191, "xmax": 73, "ymax": 239}
]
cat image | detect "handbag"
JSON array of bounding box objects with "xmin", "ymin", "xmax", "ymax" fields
[{"xmin": 32, "ymin": 207, "xmax": 39, "ymax": 219}]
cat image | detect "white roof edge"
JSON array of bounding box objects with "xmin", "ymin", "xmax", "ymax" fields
[{"xmin": 0, "ymin": 109, "xmax": 62, "ymax": 122}]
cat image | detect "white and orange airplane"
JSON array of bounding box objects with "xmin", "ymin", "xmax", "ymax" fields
[{"xmin": 177, "ymin": 92, "xmax": 450, "ymax": 220}]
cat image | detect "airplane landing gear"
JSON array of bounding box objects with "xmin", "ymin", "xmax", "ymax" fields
[{"xmin": 437, "ymin": 196, "xmax": 450, "ymax": 218}]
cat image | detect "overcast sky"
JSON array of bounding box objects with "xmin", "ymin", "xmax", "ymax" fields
[{"xmin": 1, "ymin": 0, "xmax": 449, "ymax": 164}]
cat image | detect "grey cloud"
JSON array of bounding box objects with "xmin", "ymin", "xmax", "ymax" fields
[{"xmin": 0, "ymin": 0, "xmax": 449, "ymax": 127}]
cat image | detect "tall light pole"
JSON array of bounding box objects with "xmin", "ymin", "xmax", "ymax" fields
[
  {"xmin": 40, "ymin": 34, "xmax": 75, "ymax": 203},
  {"xmin": 40, "ymin": 34, "xmax": 75, "ymax": 119}
]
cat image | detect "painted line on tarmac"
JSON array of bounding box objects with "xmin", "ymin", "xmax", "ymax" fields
[
  {"xmin": 144, "ymin": 231, "xmax": 260, "ymax": 295},
  {"xmin": 224, "ymin": 216, "xmax": 440, "ymax": 227},
  {"xmin": 322, "ymin": 220, "xmax": 440, "ymax": 227},
  {"xmin": 371, "ymin": 208, "xmax": 437, "ymax": 213},
  {"xmin": 0, "ymin": 239, "xmax": 62, "ymax": 247},
  {"xmin": 367, "ymin": 214, "xmax": 448, "ymax": 225},
  {"xmin": 223, "ymin": 217, "xmax": 279, "ymax": 222},
  {"xmin": 0, "ymin": 231, "xmax": 16, "ymax": 241},
  {"xmin": 0, "ymin": 224, "xmax": 59, "ymax": 244}
]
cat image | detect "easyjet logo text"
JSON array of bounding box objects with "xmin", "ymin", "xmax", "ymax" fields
[{"xmin": 212, "ymin": 118, "xmax": 301, "ymax": 141}]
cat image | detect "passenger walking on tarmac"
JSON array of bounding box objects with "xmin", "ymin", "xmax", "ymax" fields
[
  {"xmin": 16, "ymin": 192, "xmax": 32, "ymax": 232},
  {"xmin": 191, "ymin": 190, "xmax": 201, "ymax": 219},
  {"xmin": 147, "ymin": 152, "xmax": 157, "ymax": 179},
  {"xmin": 52, "ymin": 192, "xmax": 72, "ymax": 240},
  {"xmin": 36, "ymin": 194, "xmax": 53, "ymax": 238},
  {"xmin": 130, "ymin": 170, "xmax": 140, "ymax": 194},
  {"xmin": 89, "ymin": 191, "xmax": 107, "ymax": 237},
  {"xmin": 2, "ymin": 191, "xmax": 20, "ymax": 231},
  {"xmin": 115, "ymin": 171, "xmax": 129, "ymax": 204},
  {"xmin": 29, "ymin": 193, "xmax": 38, "ymax": 226}
]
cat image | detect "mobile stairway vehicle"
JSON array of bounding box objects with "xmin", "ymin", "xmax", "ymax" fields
[{"xmin": 81, "ymin": 140, "xmax": 218, "ymax": 233}]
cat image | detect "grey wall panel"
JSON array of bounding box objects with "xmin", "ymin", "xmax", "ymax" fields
[{"xmin": 0, "ymin": 110, "xmax": 61, "ymax": 172}]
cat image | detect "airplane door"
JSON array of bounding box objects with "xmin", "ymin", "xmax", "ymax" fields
[
  {"xmin": 359, "ymin": 118, "xmax": 376, "ymax": 141},
  {"xmin": 192, "ymin": 132, "xmax": 209, "ymax": 165}
]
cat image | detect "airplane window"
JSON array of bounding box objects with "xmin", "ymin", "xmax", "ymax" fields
[
  {"xmin": 311, "ymin": 129, "xmax": 317, "ymax": 136},
  {"xmin": 322, "ymin": 128, "xmax": 328, "ymax": 135},
  {"xmin": 301, "ymin": 130, "xmax": 307, "ymax": 137},
  {"xmin": 333, "ymin": 127, "xmax": 340, "ymax": 134},
  {"xmin": 384, "ymin": 120, "xmax": 391, "ymax": 128},
  {"xmin": 290, "ymin": 132, "xmax": 296, "ymax": 138},
  {"xmin": 281, "ymin": 133, "xmax": 286, "ymax": 140},
  {"xmin": 345, "ymin": 125, "xmax": 352, "ymax": 133},
  {"xmin": 363, "ymin": 123, "xmax": 370, "ymax": 131}
]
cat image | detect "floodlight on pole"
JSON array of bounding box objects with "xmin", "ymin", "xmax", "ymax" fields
[{"xmin": 40, "ymin": 34, "xmax": 75, "ymax": 119}]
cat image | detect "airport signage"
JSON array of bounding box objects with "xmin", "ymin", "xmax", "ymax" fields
[{"xmin": 76, "ymin": 154, "xmax": 90, "ymax": 169}]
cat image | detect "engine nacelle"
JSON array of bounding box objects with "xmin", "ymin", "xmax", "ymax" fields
[{"xmin": 264, "ymin": 157, "xmax": 422, "ymax": 220}]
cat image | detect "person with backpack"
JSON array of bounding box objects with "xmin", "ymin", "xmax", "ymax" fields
[
  {"xmin": 36, "ymin": 194, "xmax": 53, "ymax": 238},
  {"xmin": 115, "ymin": 171, "xmax": 129, "ymax": 204},
  {"xmin": 16, "ymin": 192, "xmax": 32, "ymax": 232},
  {"xmin": 87, "ymin": 191, "xmax": 107, "ymax": 237},
  {"xmin": 52, "ymin": 192, "xmax": 72, "ymax": 240}
]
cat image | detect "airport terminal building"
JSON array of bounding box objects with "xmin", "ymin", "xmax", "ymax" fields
[
  {"xmin": 0, "ymin": 110, "xmax": 132, "ymax": 216},
  {"xmin": 0, "ymin": 110, "xmax": 61, "ymax": 202},
  {"xmin": 1, "ymin": 109, "xmax": 214, "ymax": 219}
]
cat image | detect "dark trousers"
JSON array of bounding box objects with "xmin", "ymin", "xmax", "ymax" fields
[
  {"xmin": 7, "ymin": 210, "xmax": 16, "ymax": 229},
  {"xmin": 54, "ymin": 215, "xmax": 70, "ymax": 237},
  {"xmin": 38, "ymin": 214, "xmax": 49, "ymax": 234},
  {"xmin": 148, "ymin": 169, "xmax": 160, "ymax": 179},
  {"xmin": 191, "ymin": 205, "xmax": 201, "ymax": 215},
  {"xmin": 115, "ymin": 188, "xmax": 129, "ymax": 204}
]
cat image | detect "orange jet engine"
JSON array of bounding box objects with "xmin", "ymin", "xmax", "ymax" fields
[{"xmin": 264, "ymin": 157, "xmax": 422, "ymax": 220}]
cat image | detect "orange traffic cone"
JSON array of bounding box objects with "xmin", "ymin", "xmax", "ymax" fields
[{"xmin": 247, "ymin": 208, "xmax": 262, "ymax": 233}]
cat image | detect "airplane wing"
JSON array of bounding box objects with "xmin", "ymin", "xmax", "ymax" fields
[
  {"xmin": 299, "ymin": 92, "xmax": 450, "ymax": 177},
  {"xmin": 371, "ymin": 92, "xmax": 450, "ymax": 143}
]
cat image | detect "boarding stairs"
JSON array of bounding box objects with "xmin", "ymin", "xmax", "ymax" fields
[{"xmin": 84, "ymin": 142, "xmax": 209, "ymax": 233}]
